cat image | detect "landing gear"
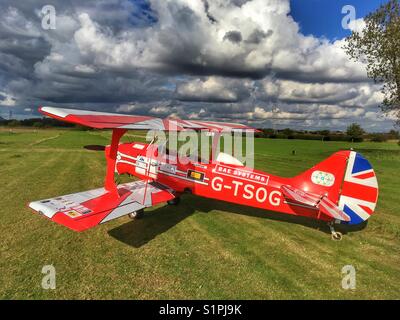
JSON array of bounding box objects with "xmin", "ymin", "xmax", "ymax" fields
[
  {"xmin": 167, "ymin": 197, "xmax": 180, "ymax": 206},
  {"xmin": 128, "ymin": 209, "xmax": 144, "ymax": 220},
  {"xmin": 328, "ymin": 222, "xmax": 343, "ymax": 241}
]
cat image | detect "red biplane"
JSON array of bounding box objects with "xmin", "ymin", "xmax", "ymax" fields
[{"xmin": 29, "ymin": 107, "xmax": 379, "ymax": 240}]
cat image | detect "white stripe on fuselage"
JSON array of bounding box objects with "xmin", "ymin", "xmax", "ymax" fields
[
  {"xmin": 158, "ymin": 170, "xmax": 209, "ymax": 185},
  {"xmin": 117, "ymin": 152, "xmax": 208, "ymax": 186}
]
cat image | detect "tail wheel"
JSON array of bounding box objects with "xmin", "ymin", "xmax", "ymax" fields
[
  {"xmin": 331, "ymin": 232, "xmax": 343, "ymax": 241},
  {"xmin": 167, "ymin": 197, "xmax": 180, "ymax": 206},
  {"xmin": 128, "ymin": 209, "xmax": 144, "ymax": 220}
]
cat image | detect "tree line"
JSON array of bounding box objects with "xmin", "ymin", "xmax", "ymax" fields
[
  {"xmin": 1, "ymin": 117, "xmax": 398, "ymax": 143},
  {"xmin": 256, "ymin": 123, "xmax": 399, "ymax": 143}
]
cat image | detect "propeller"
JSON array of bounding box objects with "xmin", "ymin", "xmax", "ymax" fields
[{"xmin": 84, "ymin": 145, "xmax": 106, "ymax": 151}]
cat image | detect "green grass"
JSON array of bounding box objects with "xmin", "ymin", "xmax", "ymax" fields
[{"xmin": 0, "ymin": 128, "xmax": 399, "ymax": 299}]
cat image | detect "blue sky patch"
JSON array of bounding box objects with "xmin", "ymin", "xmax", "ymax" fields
[{"xmin": 290, "ymin": 0, "xmax": 386, "ymax": 40}]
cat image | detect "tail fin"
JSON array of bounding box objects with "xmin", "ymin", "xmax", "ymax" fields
[
  {"xmin": 290, "ymin": 151, "xmax": 378, "ymax": 225},
  {"xmin": 338, "ymin": 151, "xmax": 379, "ymax": 225}
]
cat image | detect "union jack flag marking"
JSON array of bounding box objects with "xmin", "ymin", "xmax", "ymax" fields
[{"xmin": 338, "ymin": 152, "xmax": 379, "ymax": 225}]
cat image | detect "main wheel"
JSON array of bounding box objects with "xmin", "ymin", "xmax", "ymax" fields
[
  {"xmin": 167, "ymin": 197, "xmax": 180, "ymax": 206},
  {"xmin": 128, "ymin": 209, "xmax": 144, "ymax": 220}
]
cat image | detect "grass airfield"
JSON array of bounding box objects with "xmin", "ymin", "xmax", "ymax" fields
[{"xmin": 0, "ymin": 128, "xmax": 399, "ymax": 299}]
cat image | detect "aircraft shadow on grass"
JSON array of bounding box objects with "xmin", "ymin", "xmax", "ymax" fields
[{"xmin": 108, "ymin": 194, "xmax": 368, "ymax": 248}]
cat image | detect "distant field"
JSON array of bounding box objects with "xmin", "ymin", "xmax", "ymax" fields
[{"xmin": 0, "ymin": 128, "xmax": 399, "ymax": 299}]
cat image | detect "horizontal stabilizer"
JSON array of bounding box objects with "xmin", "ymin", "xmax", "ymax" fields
[
  {"xmin": 318, "ymin": 197, "xmax": 350, "ymax": 222},
  {"xmin": 281, "ymin": 185, "xmax": 320, "ymax": 207},
  {"xmin": 281, "ymin": 184, "xmax": 350, "ymax": 222},
  {"xmin": 29, "ymin": 181, "xmax": 175, "ymax": 231}
]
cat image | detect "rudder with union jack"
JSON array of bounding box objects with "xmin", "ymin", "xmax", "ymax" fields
[{"xmin": 338, "ymin": 151, "xmax": 379, "ymax": 225}]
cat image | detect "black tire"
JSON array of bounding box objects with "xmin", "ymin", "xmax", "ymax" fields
[
  {"xmin": 167, "ymin": 197, "xmax": 180, "ymax": 206},
  {"xmin": 128, "ymin": 209, "xmax": 144, "ymax": 220}
]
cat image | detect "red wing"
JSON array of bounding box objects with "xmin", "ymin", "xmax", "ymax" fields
[
  {"xmin": 39, "ymin": 106, "xmax": 259, "ymax": 132},
  {"xmin": 39, "ymin": 106, "xmax": 167, "ymax": 130},
  {"xmin": 29, "ymin": 181, "xmax": 175, "ymax": 232}
]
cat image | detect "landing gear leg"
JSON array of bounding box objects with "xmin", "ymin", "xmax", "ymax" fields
[
  {"xmin": 128, "ymin": 209, "xmax": 144, "ymax": 220},
  {"xmin": 328, "ymin": 222, "xmax": 343, "ymax": 241}
]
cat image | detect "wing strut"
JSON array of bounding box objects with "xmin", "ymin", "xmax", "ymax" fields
[
  {"xmin": 142, "ymin": 139, "xmax": 152, "ymax": 205},
  {"xmin": 105, "ymin": 129, "xmax": 127, "ymax": 195},
  {"xmin": 210, "ymin": 131, "xmax": 222, "ymax": 163}
]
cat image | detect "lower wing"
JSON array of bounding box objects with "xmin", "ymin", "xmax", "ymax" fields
[{"xmin": 29, "ymin": 181, "xmax": 175, "ymax": 231}]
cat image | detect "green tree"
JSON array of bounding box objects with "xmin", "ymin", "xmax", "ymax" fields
[
  {"xmin": 33, "ymin": 121, "xmax": 44, "ymax": 128},
  {"xmin": 282, "ymin": 128, "xmax": 294, "ymax": 137},
  {"xmin": 319, "ymin": 130, "xmax": 330, "ymax": 136},
  {"xmin": 346, "ymin": 123, "xmax": 365, "ymax": 142},
  {"xmin": 389, "ymin": 129, "xmax": 399, "ymax": 138},
  {"xmin": 344, "ymin": 0, "xmax": 400, "ymax": 123},
  {"xmin": 263, "ymin": 128, "xmax": 275, "ymax": 135},
  {"xmin": 7, "ymin": 120, "xmax": 20, "ymax": 127},
  {"xmin": 370, "ymin": 133, "xmax": 388, "ymax": 142}
]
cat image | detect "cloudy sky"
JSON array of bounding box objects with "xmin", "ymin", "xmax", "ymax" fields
[{"xmin": 0, "ymin": 0, "xmax": 395, "ymax": 131}]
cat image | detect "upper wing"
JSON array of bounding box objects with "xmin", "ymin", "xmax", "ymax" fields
[
  {"xmin": 29, "ymin": 180, "xmax": 175, "ymax": 231},
  {"xmin": 39, "ymin": 106, "xmax": 259, "ymax": 132}
]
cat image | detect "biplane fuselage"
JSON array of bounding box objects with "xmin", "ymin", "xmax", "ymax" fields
[{"xmin": 114, "ymin": 141, "xmax": 327, "ymax": 222}]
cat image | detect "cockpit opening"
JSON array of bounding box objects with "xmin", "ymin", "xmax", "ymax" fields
[{"xmin": 215, "ymin": 152, "xmax": 244, "ymax": 166}]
